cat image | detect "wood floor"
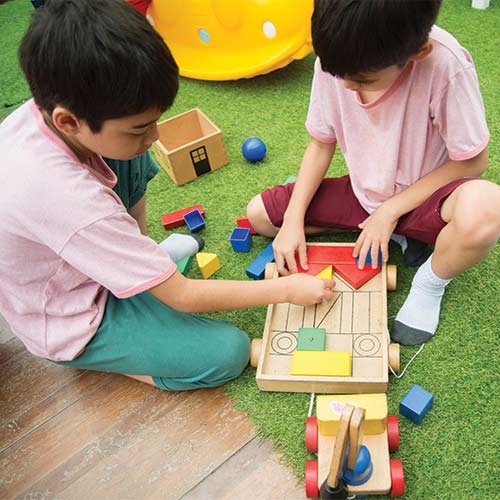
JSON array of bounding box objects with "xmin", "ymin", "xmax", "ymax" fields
[{"xmin": 0, "ymin": 315, "xmax": 305, "ymax": 500}]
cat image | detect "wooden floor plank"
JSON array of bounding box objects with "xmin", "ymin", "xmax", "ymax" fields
[
  {"xmin": 15, "ymin": 385, "xmax": 256, "ymax": 500},
  {"xmin": 0, "ymin": 335, "xmax": 306, "ymax": 500},
  {"xmin": 0, "ymin": 339, "xmax": 83, "ymax": 425},
  {"xmin": 0, "ymin": 370, "xmax": 111, "ymax": 452},
  {"xmin": 182, "ymin": 436, "xmax": 305, "ymax": 500}
]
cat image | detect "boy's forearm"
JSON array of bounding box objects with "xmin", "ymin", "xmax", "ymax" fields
[
  {"xmin": 384, "ymin": 148, "xmax": 488, "ymax": 219},
  {"xmin": 150, "ymin": 271, "xmax": 289, "ymax": 313},
  {"xmin": 283, "ymin": 138, "xmax": 336, "ymax": 224}
]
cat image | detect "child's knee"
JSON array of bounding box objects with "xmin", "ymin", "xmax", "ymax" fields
[
  {"xmin": 217, "ymin": 327, "xmax": 250, "ymax": 380},
  {"xmin": 246, "ymin": 194, "xmax": 276, "ymax": 236}
]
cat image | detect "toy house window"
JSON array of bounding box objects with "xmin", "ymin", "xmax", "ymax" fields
[{"xmin": 190, "ymin": 146, "xmax": 211, "ymax": 177}]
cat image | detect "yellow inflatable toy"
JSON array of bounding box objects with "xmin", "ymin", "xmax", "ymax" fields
[{"xmin": 148, "ymin": 0, "xmax": 313, "ymax": 81}]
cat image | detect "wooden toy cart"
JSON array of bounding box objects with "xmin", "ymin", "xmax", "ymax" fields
[
  {"xmin": 304, "ymin": 394, "xmax": 404, "ymax": 498},
  {"xmin": 250, "ymin": 243, "xmax": 400, "ymax": 393}
]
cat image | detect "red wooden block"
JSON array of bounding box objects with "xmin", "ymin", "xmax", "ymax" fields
[
  {"xmin": 236, "ymin": 216, "xmax": 257, "ymax": 235},
  {"xmin": 161, "ymin": 204, "xmax": 205, "ymax": 230},
  {"xmin": 307, "ymin": 245, "xmax": 355, "ymax": 265},
  {"xmin": 294, "ymin": 256, "xmax": 329, "ymax": 276},
  {"xmin": 333, "ymin": 263, "xmax": 381, "ymax": 289}
]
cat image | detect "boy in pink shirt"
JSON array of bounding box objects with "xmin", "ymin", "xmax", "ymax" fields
[
  {"xmin": 247, "ymin": 0, "xmax": 500, "ymax": 345},
  {"xmin": 0, "ymin": 0, "xmax": 334, "ymax": 391}
]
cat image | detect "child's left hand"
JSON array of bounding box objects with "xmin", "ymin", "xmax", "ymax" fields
[{"xmin": 353, "ymin": 204, "xmax": 399, "ymax": 269}]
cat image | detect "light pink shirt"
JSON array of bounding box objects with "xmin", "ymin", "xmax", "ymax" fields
[
  {"xmin": 306, "ymin": 26, "xmax": 490, "ymax": 214},
  {"xmin": 0, "ymin": 101, "xmax": 177, "ymax": 361}
]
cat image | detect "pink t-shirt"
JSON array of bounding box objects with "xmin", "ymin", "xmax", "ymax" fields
[
  {"xmin": 306, "ymin": 26, "xmax": 490, "ymax": 214},
  {"xmin": 0, "ymin": 101, "xmax": 177, "ymax": 361}
]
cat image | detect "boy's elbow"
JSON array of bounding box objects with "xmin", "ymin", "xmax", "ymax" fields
[{"xmin": 149, "ymin": 271, "xmax": 197, "ymax": 313}]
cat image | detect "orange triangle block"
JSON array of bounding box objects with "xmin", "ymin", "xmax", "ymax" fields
[
  {"xmin": 333, "ymin": 263, "xmax": 380, "ymax": 289},
  {"xmin": 315, "ymin": 265, "xmax": 333, "ymax": 280}
]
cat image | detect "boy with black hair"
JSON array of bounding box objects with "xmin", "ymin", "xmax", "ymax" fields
[
  {"xmin": 0, "ymin": 0, "xmax": 334, "ymax": 391},
  {"xmin": 247, "ymin": 0, "xmax": 500, "ymax": 346}
]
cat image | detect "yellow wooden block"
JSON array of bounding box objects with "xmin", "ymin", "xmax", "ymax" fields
[
  {"xmin": 315, "ymin": 264, "xmax": 333, "ymax": 280},
  {"xmin": 317, "ymin": 394, "xmax": 387, "ymax": 436},
  {"xmin": 196, "ymin": 252, "xmax": 220, "ymax": 279},
  {"xmin": 290, "ymin": 351, "xmax": 351, "ymax": 377}
]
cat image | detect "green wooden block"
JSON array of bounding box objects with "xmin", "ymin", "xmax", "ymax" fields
[
  {"xmin": 297, "ymin": 327, "xmax": 326, "ymax": 351},
  {"xmin": 176, "ymin": 255, "xmax": 193, "ymax": 276}
]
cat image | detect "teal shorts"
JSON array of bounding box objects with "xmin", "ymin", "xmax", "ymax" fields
[{"xmin": 57, "ymin": 153, "xmax": 250, "ymax": 390}]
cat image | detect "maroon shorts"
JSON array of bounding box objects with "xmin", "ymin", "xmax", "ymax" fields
[{"xmin": 261, "ymin": 175, "xmax": 476, "ymax": 245}]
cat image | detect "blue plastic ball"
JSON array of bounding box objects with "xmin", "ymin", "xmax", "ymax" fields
[{"xmin": 242, "ymin": 137, "xmax": 267, "ymax": 162}]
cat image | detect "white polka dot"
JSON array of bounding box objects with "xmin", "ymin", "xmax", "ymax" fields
[
  {"xmin": 263, "ymin": 21, "xmax": 277, "ymax": 39},
  {"xmin": 198, "ymin": 28, "xmax": 210, "ymax": 44}
]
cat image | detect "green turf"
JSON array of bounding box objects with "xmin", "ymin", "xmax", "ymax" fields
[{"xmin": 1, "ymin": 0, "xmax": 499, "ymax": 498}]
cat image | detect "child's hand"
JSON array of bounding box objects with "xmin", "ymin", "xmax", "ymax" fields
[
  {"xmin": 353, "ymin": 204, "xmax": 398, "ymax": 269},
  {"xmin": 273, "ymin": 223, "xmax": 308, "ymax": 275},
  {"xmin": 284, "ymin": 273, "xmax": 335, "ymax": 306}
]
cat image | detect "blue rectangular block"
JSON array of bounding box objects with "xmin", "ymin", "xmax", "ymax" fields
[
  {"xmin": 230, "ymin": 227, "xmax": 252, "ymax": 252},
  {"xmin": 260, "ymin": 242, "xmax": 274, "ymax": 261},
  {"xmin": 356, "ymin": 248, "xmax": 382, "ymax": 267},
  {"xmin": 400, "ymin": 384, "xmax": 434, "ymax": 424},
  {"xmin": 246, "ymin": 256, "xmax": 268, "ymax": 280}
]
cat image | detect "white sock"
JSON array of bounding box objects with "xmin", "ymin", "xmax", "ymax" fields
[
  {"xmin": 159, "ymin": 233, "xmax": 204, "ymax": 262},
  {"xmin": 391, "ymin": 255, "xmax": 451, "ymax": 345}
]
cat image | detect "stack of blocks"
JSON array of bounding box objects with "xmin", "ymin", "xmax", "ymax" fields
[{"xmin": 290, "ymin": 327, "xmax": 351, "ymax": 377}]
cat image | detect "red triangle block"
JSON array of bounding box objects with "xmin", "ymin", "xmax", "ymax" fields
[
  {"xmin": 307, "ymin": 245, "xmax": 355, "ymax": 265},
  {"xmin": 333, "ymin": 263, "xmax": 381, "ymax": 289}
]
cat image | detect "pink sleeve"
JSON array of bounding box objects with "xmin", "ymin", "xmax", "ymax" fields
[
  {"xmin": 60, "ymin": 212, "xmax": 177, "ymax": 298},
  {"xmin": 305, "ymin": 58, "xmax": 337, "ymax": 144},
  {"xmin": 431, "ymin": 66, "xmax": 489, "ymax": 161}
]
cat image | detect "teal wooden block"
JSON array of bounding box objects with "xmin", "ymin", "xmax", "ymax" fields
[{"xmin": 297, "ymin": 328, "xmax": 326, "ymax": 351}]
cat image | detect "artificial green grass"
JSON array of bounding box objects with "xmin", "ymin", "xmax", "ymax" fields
[{"xmin": 1, "ymin": 0, "xmax": 499, "ymax": 498}]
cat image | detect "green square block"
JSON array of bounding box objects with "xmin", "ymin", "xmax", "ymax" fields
[
  {"xmin": 296, "ymin": 328, "xmax": 326, "ymax": 351},
  {"xmin": 176, "ymin": 255, "xmax": 193, "ymax": 276}
]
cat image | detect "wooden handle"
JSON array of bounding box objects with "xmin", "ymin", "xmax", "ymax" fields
[
  {"xmin": 326, "ymin": 403, "xmax": 354, "ymax": 488},
  {"xmin": 347, "ymin": 406, "xmax": 365, "ymax": 470}
]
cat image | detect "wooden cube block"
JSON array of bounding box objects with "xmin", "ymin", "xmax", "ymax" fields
[{"xmin": 400, "ymin": 384, "xmax": 434, "ymax": 424}]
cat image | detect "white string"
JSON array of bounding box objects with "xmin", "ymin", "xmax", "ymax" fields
[
  {"xmin": 385, "ymin": 322, "xmax": 425, "ymax": 378},
  {"xmin": 308, "ymin": 392, "xmax": 315, "ymax": 417}
]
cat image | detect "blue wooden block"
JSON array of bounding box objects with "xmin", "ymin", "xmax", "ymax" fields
[
  {"xmin": 246, "ymin": 256, "xmax": 268, "ymax": 280},
  {"xmin": 356, "ymin": 248, "xmax": 382, "ymax": 267},
  {"xmin": 230, "ymin": 227, "xmax": 252, "ymax": 252},
  {"xmin": 400, "ymin": 384, "xmax": 434, "ymax": 424},
  {"xmin": 183, "ymin": 209, "xmax": 205, "ymax": 232},
  {"xmin": 260, "ymin": 242, "xmax": 274, "ymax": 260}
]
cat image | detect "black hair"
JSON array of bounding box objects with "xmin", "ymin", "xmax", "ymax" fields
[
  {"xmin": 312, "ymin": 0, "xmax": 442, "ymax": 78},
  {"xmin": 19, "ymin": 0, "xmax": 179, "ymax": 132}
]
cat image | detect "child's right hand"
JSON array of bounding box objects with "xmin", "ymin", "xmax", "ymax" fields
[
  {"xmin": 284, "ymin": 273, "xmax": 335, "ymax": 306},
  {"xmin": 273, "ymin": 223, "xmax": 308, "ymax": 275}
]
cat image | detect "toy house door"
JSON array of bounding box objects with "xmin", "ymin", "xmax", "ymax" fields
[{"xmin": 190, "ymin": 146, "xmax": 211, "ymax": 177}]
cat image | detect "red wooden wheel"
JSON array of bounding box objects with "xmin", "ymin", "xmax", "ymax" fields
[
  {"xmin": 390, "ymin": 458, "xmax": 405, "ymax": 497},
  {"xmin": 305, "ymin": 416, "xmax": 319, "ymax": 453},
  {"xmin": 387, "ymin": 415, "xmax": 400, "ymax": 452},
  {"xmin": 305, "ymin": 459, "xmax": 319, "ymax": 498}
]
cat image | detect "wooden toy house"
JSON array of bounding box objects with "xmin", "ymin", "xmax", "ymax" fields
[{"xmin": 152, "ymin": 108, "xmax": 229, "ymax": 186}]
